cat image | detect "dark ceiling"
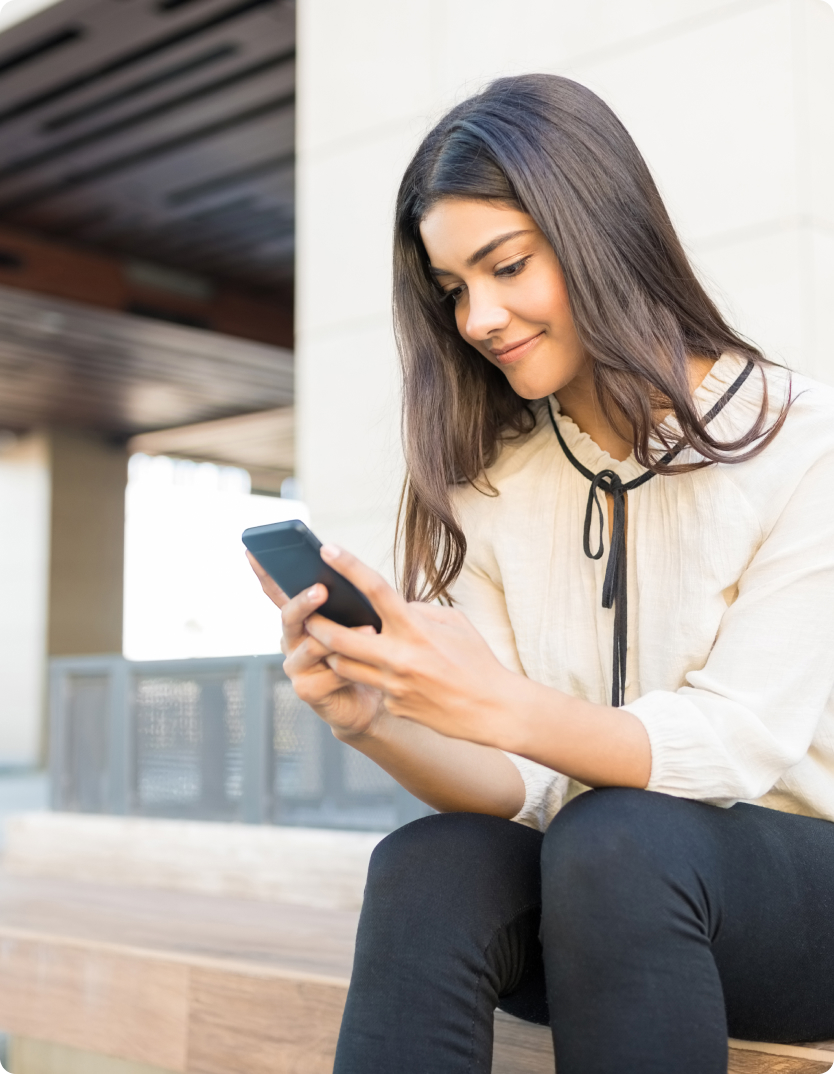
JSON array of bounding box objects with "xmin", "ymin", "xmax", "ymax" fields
[
  {"xmin": 0, "ymin": 281, "xmax": 293, "ymax": 435},
  {"xmin": 0, "ymin": 0, "xmax": 294, "ymax": 291}
]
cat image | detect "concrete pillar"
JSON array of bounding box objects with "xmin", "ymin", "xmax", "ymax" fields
[
  {"xmin": 0, "ymin": 429, "xmax": 127, "ymax": 767},
  {"xmin": 297, "ymin": 0, "xmax": 834, "ymax": 567},
  {"xmin": 47, "ymin": 431, "xmax": 127, "ymax": 657}
]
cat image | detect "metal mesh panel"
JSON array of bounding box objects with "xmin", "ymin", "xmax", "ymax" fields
[
  {"xmin": 63, "ymin": 674, "xmax": 109, "ymax": 812},
  {"xmin": 269, "ymin": 671, "xmax": 396, "ymax": 829},
  {"xmin": 271, "ymin": 678, "xmax": 323, "ymax": 801},
  {"xmin": 133, "ymin": 672, "xmax": 244, "ymax": 819},
  {"xmin": 50, "ymin": 656, "xmax": 419, "ymax": 830},
  {"xmin": 224, "ymin": 677, "xmax": 245, "ymax": 801}
]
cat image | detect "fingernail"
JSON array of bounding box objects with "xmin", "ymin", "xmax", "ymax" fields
[
  {"xmin": 307, "ymin": 586, "xmax": 320, "ymax": 600},
  {"xmin": 321, "ymin": 544, "xmax": 340, "ymax": 559}
]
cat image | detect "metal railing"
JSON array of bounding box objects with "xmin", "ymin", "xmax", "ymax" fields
[{"xmin": 49, "ymin": 655, "xmax": 430, "ymax": 831}]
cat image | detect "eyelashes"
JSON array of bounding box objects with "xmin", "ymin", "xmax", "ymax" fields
[
  {"xmin": 495, "ymin": 255, "xmax": 532, "ymax": 278},
  {"xmin": 438, "ymin": 255, "xmax": 532, "ymax": 304}
]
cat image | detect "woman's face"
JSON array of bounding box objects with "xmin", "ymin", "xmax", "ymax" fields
[{"xmin": 419, "ymin": 198, "xmax": 589, "ymax": 400}]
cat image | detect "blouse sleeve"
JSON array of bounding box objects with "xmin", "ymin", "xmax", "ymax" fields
[
  {"xmin": 449, "ymin": 522, "xmax": 569, "ymax": 830},
  {"xmin": 624, "ymin": 448, "xmax": 834, "ymax": 806}
]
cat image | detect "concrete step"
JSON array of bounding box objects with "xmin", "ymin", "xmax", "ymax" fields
[{"xmin": 2, "ymin": 812, "xmax": 382, "ymax": 911}]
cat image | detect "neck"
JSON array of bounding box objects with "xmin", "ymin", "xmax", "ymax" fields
[{"xmin": 554, "ymin": 355, "xmax": 716, "ymax": 463}]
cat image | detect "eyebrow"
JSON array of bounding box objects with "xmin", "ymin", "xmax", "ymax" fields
[{"xmin": 428, "ymin": 229, "xmax": 532, "ymax": 277}]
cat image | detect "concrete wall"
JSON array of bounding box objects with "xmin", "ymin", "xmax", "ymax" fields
[
  {"xmin": 0, "ymin": 434, "xmax": 49, "ymax": 766},
  {"xmin": 296, "ymin": 0, "xmax": 834, "ymax": 568}
]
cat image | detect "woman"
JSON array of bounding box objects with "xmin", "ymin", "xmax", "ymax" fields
[{"xmin": 249, "ymin": 75, "xmax": 834, "ymax": 1072}]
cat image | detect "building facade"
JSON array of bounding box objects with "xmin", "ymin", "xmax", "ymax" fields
[{"xmin": 296, "ymin": 0, "xmax": 834, "ymax": 568}]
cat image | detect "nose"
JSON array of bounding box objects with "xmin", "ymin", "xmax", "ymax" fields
[{"xmin": 463, "ymin": 283, "xmax": 511, "ymax": 342}]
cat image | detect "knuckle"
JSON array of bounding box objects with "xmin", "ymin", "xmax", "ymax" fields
[
  {"xmin": 294, "ymin": 683, "xmax": 317, "ymax": 705},
  {"xmin": 384, "ymin": 676, "xmax": 407, "ymax": 701},
  {"xmin": 389, "ymin": 655, "xmax": 410, "ymax": 678},
  {"xmin": 366, "ymin": 573, "xmax": 389, "ymax": 598}
]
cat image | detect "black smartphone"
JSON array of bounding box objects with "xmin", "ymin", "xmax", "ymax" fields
[{"xmin": 242, "ymin": 519, "xmax": 382, "ymax": 632}]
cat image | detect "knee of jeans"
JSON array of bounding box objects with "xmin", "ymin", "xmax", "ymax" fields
[
  {"xmin": 365, "ymin": 811, "xmax": 535, "ymax": 904},
  {"xmin": 540, "ymin": 788, "xmax": 685, "ymax": 910}
]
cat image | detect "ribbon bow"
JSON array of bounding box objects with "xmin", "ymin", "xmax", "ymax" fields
[{"xmin": 546, "ymin": 358, "xmax": 753, "ymax": 708}]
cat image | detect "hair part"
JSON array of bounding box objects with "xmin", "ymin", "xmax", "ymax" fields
[{"xmin": 393, "ymin": 74, "xmax": 788, "ymax": 602}]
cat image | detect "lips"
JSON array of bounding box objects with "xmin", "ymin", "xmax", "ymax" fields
[{"xmin": 490, "ymin": 332, "xmax": 543, "ymax": 365}]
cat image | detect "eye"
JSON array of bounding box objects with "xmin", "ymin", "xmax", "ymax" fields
[
  {"xmin": 495, "ymin": 256, "xmax": 531, "ymax": 278},
  {"xmin": 440, "ymin": 285, "xmax": 465, "ymax": 304}
]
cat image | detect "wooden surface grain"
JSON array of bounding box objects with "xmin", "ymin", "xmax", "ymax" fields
[
  {"xmin": 728, "ymin": 1049, "xmax": 833, "ymax": 1073},
  {"xmin": 0, "ymin": 871, "xmax": 358, "ymax": 977},
  {"xmin": 491, "ymin": 1018, "xmax": 834, "ymax": 1074},
  {"xmin": 493, "ymin": 1012, "xmax": 554, "ymax": 1074},
  {"xmin": 0, "ymin": 871, "xmax": 831, "ymax": 1074},
  {"xmin": 187, "ymin": 968, "xmax": 347, "ymax": 1074},
  {"xmin": 0, "ymin": 932, "xmax": 189, "ymax": 1070}
]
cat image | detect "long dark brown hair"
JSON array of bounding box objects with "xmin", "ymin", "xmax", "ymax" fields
[{"xmin": 394, "ymin": 74, "xmax": 786, "ymax": 602}]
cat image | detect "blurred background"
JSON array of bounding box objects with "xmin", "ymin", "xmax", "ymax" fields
[
  {"xmin": 0, "ymin": 1, "xmax": 830, "ymax": 1071},
  {"xmin": 1, "ymin": 0, "xmax": 831, "ymax": 829}
]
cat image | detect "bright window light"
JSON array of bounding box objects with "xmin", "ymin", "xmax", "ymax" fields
[
  {"xmin": 123, "ymin": 454, "xmax": 309, "ymax": 660},
  {"xmin": 0, "ymin": 0, "xmax": 65, "ymax": 33}
]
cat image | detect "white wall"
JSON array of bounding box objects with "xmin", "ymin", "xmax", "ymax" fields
[
  {"xmin": 0, "ymin": 434, "xmax": 49, "ymax": 766},
  {"xmin": 296, "ymin": 0, "xmax": 834, "ymax": 567}
]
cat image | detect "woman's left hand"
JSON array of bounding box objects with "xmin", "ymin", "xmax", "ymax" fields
[{"xmin": 306, "ymin": 544, "xmax": 517, "ymax": 748}]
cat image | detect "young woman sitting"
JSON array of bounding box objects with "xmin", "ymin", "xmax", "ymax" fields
[{"xmin": 249, "ymin": 74, "xmax": 834, "ymax": 1074}]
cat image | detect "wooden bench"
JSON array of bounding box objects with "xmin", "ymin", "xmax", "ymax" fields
[{"xmin": 0, "ymin": 871, "xmax": 829, "ymax": 1074}]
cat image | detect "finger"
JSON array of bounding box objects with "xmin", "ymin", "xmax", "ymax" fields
[
  {"xmin": 319, "ymin": 544, "xmax": 410, "ymax": 627},
  {"xmin": 306, "ymin": 614, "xmax": 392, "ymax": 669},
  {"xmin": 291, "ymin": 663, "xmax": 356, "ymax": 706},
  {"xmin": 285, "ymin": 632, "xmax": 333, "ymax": 672},
  {"xmin": 324, "ymin": 652, "xmax": 389, "ymax": 691},
  {"xmin": 246, "ymin": 551, "xmax": 290, "ymax": 608},
  {"xmin": 281, "ymin": 590, "xmax": 329, "ymax": 648}
]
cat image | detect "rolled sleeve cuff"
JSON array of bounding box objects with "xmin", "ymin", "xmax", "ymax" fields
[
  {"xmin": 501, "ymin": 751, "xmax": 569, "ymax": 831},
  {"xmin": 623, "ymin": 691, "xmax": 741, "ymax": 807}
]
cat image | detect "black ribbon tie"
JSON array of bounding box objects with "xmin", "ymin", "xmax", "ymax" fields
[{"xmin": 547, "ymin": 359, "xmax": 754, "ymax": 708}]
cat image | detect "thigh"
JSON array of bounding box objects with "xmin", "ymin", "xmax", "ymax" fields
[
  {"xmin": 538, "ymin": 788, "xmax": 834, "ymax": 1072},
  {"xmin": 357, "ymin": 812, "xmax": 547, "ymax": 1013},
  {"xmin": 335, "ymin": 813, "xmax": 548, "ymax": 1074},
  {"xmin": 708, "ymin": 803, "xmax": 834, "ymax": 1042}
]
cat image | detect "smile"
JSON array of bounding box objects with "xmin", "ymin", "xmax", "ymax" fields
[{"xmin": 490, "ymin": 332, "xmax": 544, "ymax": 365}]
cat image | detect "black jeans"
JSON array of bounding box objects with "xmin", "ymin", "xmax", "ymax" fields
[{"xmin": 333, "ymin": 788, "xmax": 834, "ymax": 1073}]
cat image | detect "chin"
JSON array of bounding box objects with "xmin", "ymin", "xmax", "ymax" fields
[{"xmin": 504, "ymin": 371, "xmax": 561, "ymax": 401}]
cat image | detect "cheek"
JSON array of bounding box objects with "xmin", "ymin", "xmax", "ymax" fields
[{"xmin": 520, "ymin": 270, "xmax": 573, "ymax": 329}]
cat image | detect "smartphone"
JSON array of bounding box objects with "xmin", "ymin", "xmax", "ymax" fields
[{"xmin": 242, "ymin": 519, "xmax": 382, "ymax": 632}]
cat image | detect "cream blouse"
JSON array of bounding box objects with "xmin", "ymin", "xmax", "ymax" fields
[{"xmin": 449, "ymin": 353, "xmax": 834, "ymax": 831}]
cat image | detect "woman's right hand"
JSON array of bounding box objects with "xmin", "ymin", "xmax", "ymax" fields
[{"xmin": 246, "ymin": 552, "xmax": 384, "ymax": 739}]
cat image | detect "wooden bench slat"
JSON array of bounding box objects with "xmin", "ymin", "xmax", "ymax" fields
[
  {"xmin": 0, "ymin": 932, "xmax": 189, "ymax": 1070},
  {"xmin": 0, "ymin": 872, "xmax": 830, "ymax": 1074},
  {"xmin": 188, "ymin": 968, "xmax": 346, "ymax": 1074},
  {"xmin": 728, "ymin": 1049, "xmax": 832, "ymax": 1074}
]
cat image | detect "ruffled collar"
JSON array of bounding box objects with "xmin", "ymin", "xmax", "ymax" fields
[{"xmin": 547, "ymin": 352, "xmax": 762, "ymax": 478}]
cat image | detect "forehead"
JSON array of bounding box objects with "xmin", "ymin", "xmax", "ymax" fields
[{"xmin": 419, "ymin": 199, "xmax": 535, "ymax": 266}]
